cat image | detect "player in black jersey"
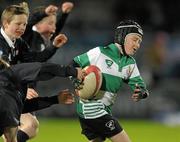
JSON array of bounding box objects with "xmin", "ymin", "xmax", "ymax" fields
[{"xmin": 0, "ymin": 58, "xmax": 84, "ymax": 142}]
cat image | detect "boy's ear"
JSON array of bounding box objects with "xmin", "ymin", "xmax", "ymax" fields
[{"xmin": 2, "ymin": 20, "xmax": 9, "ymax": 29}]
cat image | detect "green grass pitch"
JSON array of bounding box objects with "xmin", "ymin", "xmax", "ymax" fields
[
  {"xmin": 1, "ymin": 118, "xmax": 180, "ymax": 142},
  {"xmin": 29, "ymin": 118, "xmax": 180, "ymax": 142}
]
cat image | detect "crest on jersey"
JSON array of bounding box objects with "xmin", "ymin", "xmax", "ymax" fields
[{"xmin": 105, "ymin": 59, "xmax": 113, "ymax": 68}]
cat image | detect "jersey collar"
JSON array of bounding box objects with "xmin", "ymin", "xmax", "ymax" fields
[
  {"xmin": 108, "ymin": 43, "xmax": 122, "ymax": 58},
  {"xmin": 1, "ymin": 28, "xmax": 16, "ymax": 49}
]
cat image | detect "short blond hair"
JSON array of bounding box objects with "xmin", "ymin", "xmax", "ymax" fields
[{"xmin": 1, "ymin": 2, "xmax": 29, "ymax": 24}]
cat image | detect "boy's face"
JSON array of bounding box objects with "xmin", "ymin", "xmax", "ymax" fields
[
  {"xmin": 124, "ymin": 33, "xmax": 142, "ymax": 55},
  {"xmin": 4, "ymin": 14, "xmax": 28, "ymax": 40},
  {"xmin": 36, "ymin": 15, "xmax": 56, "ymax": 39}
]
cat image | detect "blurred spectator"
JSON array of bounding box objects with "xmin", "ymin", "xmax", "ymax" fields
[{"xmin": 145, "ymin": 31, "xmax": 169, "ymax": 87}]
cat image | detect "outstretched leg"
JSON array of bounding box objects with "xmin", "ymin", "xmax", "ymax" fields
[{"xmin": 3, "ymin": 127, "xmax": 18, "ymax": 142}]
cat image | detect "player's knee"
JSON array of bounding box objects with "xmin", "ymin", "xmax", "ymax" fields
[
  {"xmin": 110, "ymin": 130, "xmax": 131, "ymax": 142},
  {"xmin": 26, "ymin": 116, "xmax": 39, "ymax": 138},
  {"xmin": 30, "ymin": 116, "xmax": 39, "ymax": 130},
  {"xmin": 19, "ymin": 115, "xmax": 39, "ymax": 138}
]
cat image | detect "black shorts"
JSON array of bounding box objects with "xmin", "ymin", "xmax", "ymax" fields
[
  {"xmin": 79, "ymin": 114, "xmax": 123, "ymax": 140},
  {"xmin": 0, "ymin": 92, "xmax": 21, "ymax": 136}
]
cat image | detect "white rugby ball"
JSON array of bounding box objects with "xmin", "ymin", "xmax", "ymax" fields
[{"xmin": 77, "ymin": 65, "xmax": 102, "ymax": 100}]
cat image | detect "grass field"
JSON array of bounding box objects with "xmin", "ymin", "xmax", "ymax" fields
[{"xmin": 1, "ymin": 118, "xmax": 180, "ymax": 142}]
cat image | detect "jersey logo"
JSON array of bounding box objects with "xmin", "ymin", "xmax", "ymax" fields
[
  {"xmin": 105, "ymin": 59, "xmax": 113, "ymax": 68},
  {"xmin": 105, "ymin": 120, "xmax": 115, "ymax": 130}
]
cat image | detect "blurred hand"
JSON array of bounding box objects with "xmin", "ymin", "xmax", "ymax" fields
[
  {"xmin": 57, "ymin": 89, "xmax": 74, "ymax": 104},
  {"xmin": 26, "ymin": 88, "xmax": 39, "ymax": 100},
  {"xmin": 131, "ymin": 84, "xmax": 141, "ymax": 102},
  {"xmin": 53, "ymin": 34, "xmax": 68, "ymax": 48},
  {"xmin": 45, "ymin": 5, "xmax": 58, "ymax": 15},
  {"xmin": 61, "ymin": 2, "xmax": 74, "ymax": 13},
  {"xmin": 70, "ymin": 77, "xmax": 84, "ymax": 90},
  {"xmin": 76, "ymin": 67, "xmax": 86, "ymax": 82}
]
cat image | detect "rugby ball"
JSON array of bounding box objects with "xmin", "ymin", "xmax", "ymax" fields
[{"xmin": 77, "ymin": 65, "xmax": 102, "ymax": 100}]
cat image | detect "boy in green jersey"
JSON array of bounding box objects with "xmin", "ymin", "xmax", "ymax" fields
[{"xmin": 71, "ymin": 20, "xmax": 149, "ymax": 142}]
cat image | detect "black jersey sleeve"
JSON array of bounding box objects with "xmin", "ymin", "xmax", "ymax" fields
[
  {"xmin": 19, "ymin": 39, "xmax": 57, "ymax": 62},
  {"xmin": 51, "ymin": 13, "xmax": 69, "ymax": 39},
  {"xmin": 10, "ymin": 62, "xmax": 77, "ymax": 83},
  {"xmin": 37, "ymin": 62, "xmax": 77, "ymax": 81},
  {"xmin": 69, "ymin": 60, "xmax": 81, "ymax": 67},
  {"xmin": 22, "ymin": 95, "xmax": 58, "ymax": 113}
]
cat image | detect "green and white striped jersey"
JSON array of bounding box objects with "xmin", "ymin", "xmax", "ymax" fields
[{"xmin": 74, "ymin": 43, "xmax": 147, "ymax": 119}]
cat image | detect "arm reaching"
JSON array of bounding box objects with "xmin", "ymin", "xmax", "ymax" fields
[
  {"xmin": 45, "ymin": 5, "xmax": 58, "ymax": 15},
  {"xmin": 57, "ymin": 89, "xmax": 74, "ymax": 104},
  {"xmin": 61, "ymin": 2, "xmax": 74, "ymax": 13},
  {"xmin": 22, "ymin": 89, "xmax": 74, "ymax": 113}
]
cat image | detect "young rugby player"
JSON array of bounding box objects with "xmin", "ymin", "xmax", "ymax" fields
[{"xmin": 71, "ymin": 20, "xmax": 149, "ymax": 142}]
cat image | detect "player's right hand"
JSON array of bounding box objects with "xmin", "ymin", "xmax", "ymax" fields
[
  {"xmin": 72, "ymin": 68, "xmax": 86, "ymax": 90},
  {"xmin": 57, "ymin": 89, "xmax": 74, "ymax": 104},
  {"xmin": 69, "ymin": 76, "xmax": 84, "ymax": 91},
  {"xmin": 61, "ymin": 2, "xmax": 74, "ymax": 13},
  {"xmin": 45, "ymin": 5, "xmax": 58, "ymax": 15},
  {"xmin": 76, "ymin": 67, "xmax": 86, "ymax": 82},
  {"xmin": 26, "ymin": 88, "xmax": 39, "ymax": 100}
]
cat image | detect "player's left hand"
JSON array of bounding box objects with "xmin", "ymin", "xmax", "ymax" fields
[
  {"xmin": 131, "ymin": 84, "xmax": 149, "ymax": 102},
  {"xmin": 57, "ymin": 89, "xmax": 74, "ymax": 104},
  {"xmin": 53, "ymin": 34, "xmax": 68, "ymax": 48},
  {"xmin": 61, "ymin": 2, "xmax": 74, "ymax": 13},
  {"xmin": 26, "ymin": 88, "xmax": 39, "ymax": 100},
  {"xmin": 131, "ymin": 84, "xmax": 142, "ymax": 102},
  {"xmin": 45, "ymin": 5, "xmax": 58, "ymax": 15}
]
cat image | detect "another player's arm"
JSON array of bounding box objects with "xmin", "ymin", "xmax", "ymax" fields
[
  {"xmin": 10, "ymin": 62, "xmax": 83, "ymax": 113},
  {"xmin": 23, "ymin": 95, "xmax": 58, "ymax": 113},
  {"xmin": 36, "ymin": 62, "xmax": 83, "ymax": 80},
  {"xmin": 23, "ymin": 89, "xmax": 74, "ymax": 113},
  {"xmin": 52, "ymin": 2, "xmax": 74, "ymax": 39},
  {"xmin": 20, "ymin": 34, "xmax": 67, "ymax": 62},
  {"xmin": 10, "ymin": 62, "xmax": 83, "ymax": 83},
  {"xmin": 1, "ymin": 58, "xmax": 83, "ymax": 89}
]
